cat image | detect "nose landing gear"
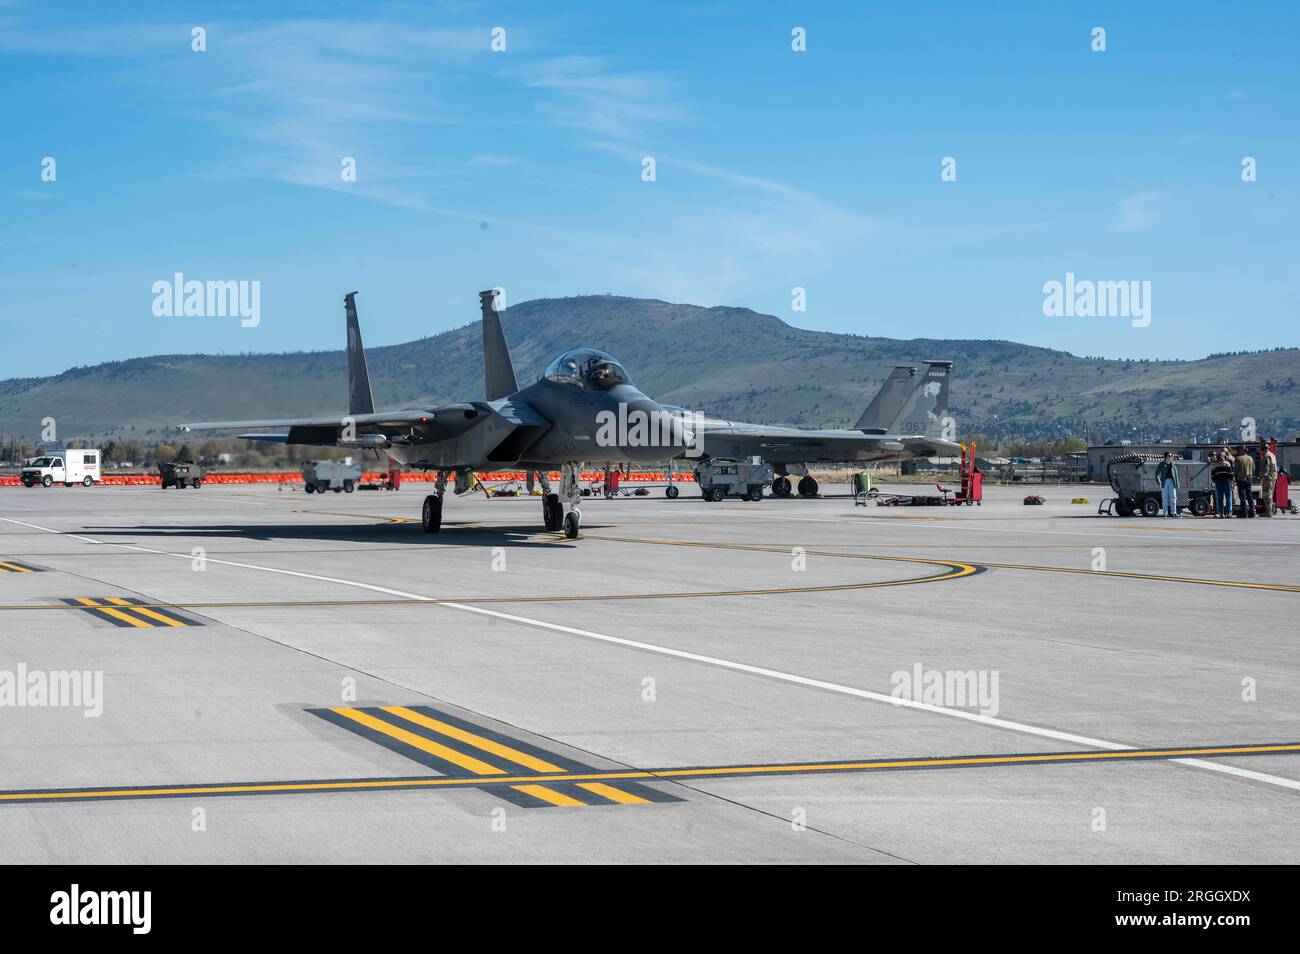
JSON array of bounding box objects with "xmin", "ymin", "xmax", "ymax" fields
[{"xmin": 542, "ymin": 462, "xmax": 583, "ymax": 538}]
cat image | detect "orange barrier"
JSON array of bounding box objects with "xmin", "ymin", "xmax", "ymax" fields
[
  {"xmin": 1, "ymin": 471, "xmax": 696, "ymax": 487},
  {"xmin": 469, "ymin": 471, "xmax": 695, "ymax": 483}
]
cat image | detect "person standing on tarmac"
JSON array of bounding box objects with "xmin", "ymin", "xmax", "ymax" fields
[
  {"xmin": 1234, "ymin": 446, "xmax": 1256, "ymax": 518},
  {"xmin": 1223, "ymin": 446, "xmax": 1238, "ymax": 512},
  {"xmin": 1156, "ymin": 451, "xmax": 1179, "ymax": 518},
  {"xmin": 1259, "ymin": 439, "xmax": 1278, "ymax": 518},
  {"xmin": 1211, "ymin": 451, "xmax": 1235, "ymax": 518}
]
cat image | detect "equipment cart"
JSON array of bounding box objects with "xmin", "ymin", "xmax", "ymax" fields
[{"xmin": 302, "ymin": 460, "xmax": 362, "ymax": 494}]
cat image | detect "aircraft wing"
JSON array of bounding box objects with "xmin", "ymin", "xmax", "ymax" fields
[
  {"xmin": 179, "ymin": 403, "xmax": 498, "ymax": 449},
  {"xmin": 699, "ymin": 421, "xmax": 960, "ymax": 461},
  {"xmin": 694, "ymin": 358, "xmax": 956, "ymax": 463},
  {"xmin": 182, "ymin": 409, "xmax": 442, "ymax": 431}
]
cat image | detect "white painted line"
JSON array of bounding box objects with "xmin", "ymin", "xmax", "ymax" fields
[
  {"xmin": 4, "ymin": 514, "xmax": 1298, "ymax": 794},
  {"xmin": 0, "ymin": 516, "xmax": 103, "ymax": 545}
]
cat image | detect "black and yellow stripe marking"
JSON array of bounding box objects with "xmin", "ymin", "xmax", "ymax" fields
[
  {"xmin": 61, "ymin": 597, "xmax": 202, "ymax": 629},
  {"xmin": 0, "ymin": 560, "xmax": 40, "ymax": 573},
  {"xmin": 310, "ymin": 704, "xmax": 679, "ymax": 809},
  {"xmin": 3, "ymin": 740, "xmax": 1296, "ymax": 806}
]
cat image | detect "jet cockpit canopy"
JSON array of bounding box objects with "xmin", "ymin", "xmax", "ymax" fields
[{"xmin": 543, "ymin": 349, "xmax": 635, "ymax": 391}]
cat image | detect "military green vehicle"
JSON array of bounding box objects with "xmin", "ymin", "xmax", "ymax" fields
[{"xmin": 159, "ymin": 460, "xmax": 204, "ymax": 489}]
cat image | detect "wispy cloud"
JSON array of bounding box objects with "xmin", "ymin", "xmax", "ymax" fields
[
  {"xmin": 1114, "ymin": 192, "xmax": 1160, "ymax": 232},
  {"xmin": 515, "ymin": 55, "xmax": 688, "ymax": 139},
  {"xmin": 1, "ymin": 8, "xmax": 876, "ymax": 304},
  {"xmin": 581, "ymin": 143, "xmax": 875, "ymax": 304},
  {"xmin": 1, "ymin": 16, "xmax": 491, "ymax": 198}
]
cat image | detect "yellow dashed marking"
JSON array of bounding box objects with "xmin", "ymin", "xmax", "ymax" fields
[
  {"xmin": 105, "ymin": 596, "xmax": 186, "ymax": 627},
  {"xmin": 511, "ymin": 784, "xmax": 584, "ymax": 807},
  {"xmin": 75, "ymin": 597, "xmax": 151, "ymax": 628},
  {"xmin": 380, "ymin": 706, "xmax": 564, "ymax": 773},
  {"xmin": 330, "ymin": 707, "xmax": 506, "ymax": 775},
  {"xmin": 577, "ymin": 782, "xmax": 650, "ymax": 805}
]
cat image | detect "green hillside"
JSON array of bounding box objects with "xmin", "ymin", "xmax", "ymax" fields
[{"xmin": 1, "ymin": 296, "xmax": 1296, "ymax": 447}]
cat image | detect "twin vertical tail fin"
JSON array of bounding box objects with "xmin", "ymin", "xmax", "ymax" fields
[
  {"xmin": 886, "ymin": 360, "xmax": 952, "ymax": 437},
  {"xmin": 344, "ymin": 292, "xmax": 375, "ymax": 416},
  {"xmin": 480, "ymin": 288, "xmax": 519, "ymax": 401},
  {"xmin": 855, "ymin": 365, "xmax": 918, "ymax": 432}
]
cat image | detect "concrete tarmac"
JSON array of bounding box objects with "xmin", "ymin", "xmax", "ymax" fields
[{"xmin": 0, "ymin": 480, "xmax": 1296, "ymax": 863}]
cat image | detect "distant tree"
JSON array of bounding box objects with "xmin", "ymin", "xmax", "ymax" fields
[{"xmin": 1052, "ymin": 437, "xmax": 1088, "ymax": 454}]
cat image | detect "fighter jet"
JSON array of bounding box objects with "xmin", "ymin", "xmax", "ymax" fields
[
  {"xmin": 682, "ymin": 361, "xmax": 959, "ymax": 497},
  {"xmin": 180, "ymin": 291, "xmax": 694, "ymax": 539}
]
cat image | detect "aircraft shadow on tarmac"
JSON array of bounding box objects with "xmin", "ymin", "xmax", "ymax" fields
[{"xmin": 78, "ymin": 521, "xmax": 586, "ymax": 548}]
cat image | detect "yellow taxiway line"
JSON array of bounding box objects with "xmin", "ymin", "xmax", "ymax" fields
[
  {"xmin": 0, "ymin": 558, "xmax": 978, "ymax": 613},
  {"xmin": 585, "ymin": 533, "xmax": 1300, "ymax": 593},
  {"xmin": 3, "ymin": 741, "xmax": 1297, "ymax": 804}
]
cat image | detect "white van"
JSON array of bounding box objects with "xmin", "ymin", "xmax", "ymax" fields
[{"xmin": 21, "ymin": 449, "xmax": 102, "ymax": 487}]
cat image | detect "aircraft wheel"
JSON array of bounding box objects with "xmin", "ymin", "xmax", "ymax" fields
[
  {"xmin": 544, "ymin": 494, "xmax": 562, "ymax": 531},
  {"xmin": 772, "ymin": 476, "xmax": 791, "ymax": 497},
  {"xmin": 665, "ymin": 485, "xmax": 679, "ymax": 499},
  {"xmin": 798, "ymin": 476, "xmax": 818, "ymax": 497},
  {"xmin": 563, "ymin": 511, "xmax": 580, "ymax": 539},
  {"xmin": 422, "ymin": 494, "xmax": 442, "ymax": 533},
  {"xmin": 709, "ymin": 487, "xmax": 726, "ymax": 502}
]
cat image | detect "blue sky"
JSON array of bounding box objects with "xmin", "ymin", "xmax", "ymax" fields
[{"xmin": 2, "ymin": 0, "xmax": 1296, "ymax": 377}]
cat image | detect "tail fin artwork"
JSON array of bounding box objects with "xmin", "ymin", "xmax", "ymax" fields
[
  {"xmin": 887, "ymin": 360, "xmax": 952, "ymax": 437},
  {"xmin": 855, "ymin": 365, "xmax": 917, "ymax": 432},
  {"xmin": 344, "ymin": 291, "xmax": 375, "ymax": 416},
  {"xmin": 480, "ymin": 288, "xmax": 519, "ymax": 401}
]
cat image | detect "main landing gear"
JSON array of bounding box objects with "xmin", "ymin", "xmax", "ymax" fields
[
  {"xmin": 543, "ymin": 462, "xmax": 583, "ymax": 539},
  {"xmin": 421, "ymin": 494, "xmax": 442, "ymax": 533},
  {"xmin": 419, "ymin": 466, "xmax": 583, "ymax": 539},
  {"xmin": 770, "ymin": 471, "xmax": 818, "ymax": 497},
  {"xmin": 422, "ymin": 471, "xmax": 448, "ymax": 533}
]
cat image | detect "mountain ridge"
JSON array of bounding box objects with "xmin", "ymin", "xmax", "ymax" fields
[{"xmin": 1, "ymin": 296, "xmax": 1296, "ymax": 445}]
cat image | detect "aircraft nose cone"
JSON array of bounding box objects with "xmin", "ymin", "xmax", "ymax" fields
[
  {"xmin": 598, "ymin": 387, "xmax": 693, "ymax": 459},
  {"xmin": 618, "ymin": 388, "xmax": 661, "ymax": 417}
]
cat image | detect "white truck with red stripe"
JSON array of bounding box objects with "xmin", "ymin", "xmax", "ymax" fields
[{"xmin": 20, "ymin": 449, "xmax": 102, "ymax": 487}]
